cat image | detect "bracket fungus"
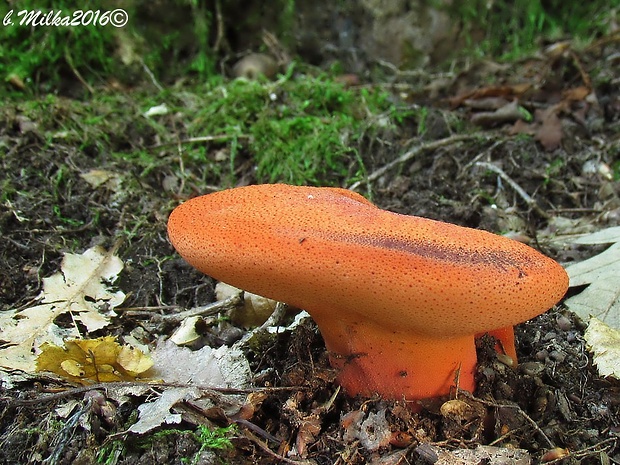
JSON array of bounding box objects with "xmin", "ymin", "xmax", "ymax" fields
[{"xmin": 167, "ymin": 184, "xmax": 568, "ymax": 401}]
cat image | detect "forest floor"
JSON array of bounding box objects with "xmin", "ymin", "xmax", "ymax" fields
[{"xmin": 1, "ymin": 34, "xmax": 619, "ymax": 464}]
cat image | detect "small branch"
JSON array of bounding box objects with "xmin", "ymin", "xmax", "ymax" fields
[
  {"xmin": 141, "ymin": 59, "xmax": 164, "ymax": 92},
  {"xmin": 213, "ymin": 0, "xmax": 224, "ymax": 54},
  {"xmin": 117, "ymin": 292, "xmax": 243, "ymax": 323},
  {"xmin": 64, "ymin": 49, "xmax": 94, "ymax": 94},
  {"xmin": 234, "ymin": 302, "xmax": 290, "ymax": 348},
  {"xmin": 5, "ymin": 380, "xmax": 309, "ymax": 407},
  {"xmin": 233, "ymin": 419, "xmax": 281, "ymax": 444},
  {"xmin": 466, "ymin": 394, "xmax": 555, "ymax": 449},
  {"xmin": 262, "ymin": 30, "xmax": 291, "ymax": 68},
  {"xmin": 241, "ymin": 428, "xmax": 314, "ymax": 465},
  {"xmin": 474, "ymin": 161, "xmax": 550, "ymax": 218},
  {"xmin": 349, "ymin": 134, "xmax": 491, "ymax": 191},
  {"xmin": 148, "ymin": 134, "xmax": 251, "ymax": 150}
]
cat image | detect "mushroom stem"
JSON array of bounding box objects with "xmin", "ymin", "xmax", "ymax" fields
[
  {"xmin": 483, "ymin": 326, "xmax": 517, "ymax": 362},
  {"xmin": 314, "ymin": 314, "xmax": 477, "ymax": 400}
]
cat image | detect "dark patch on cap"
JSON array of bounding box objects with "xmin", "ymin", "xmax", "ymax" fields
[{"xmin": 327, "ymin": 233, "xmax": 531, "ymax": 275}]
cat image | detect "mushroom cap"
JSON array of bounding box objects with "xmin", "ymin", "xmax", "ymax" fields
[{"xmin": 167, "ymin": 184, "xmax": 568, "ymax": 339}]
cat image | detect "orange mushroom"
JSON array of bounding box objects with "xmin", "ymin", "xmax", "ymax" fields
[{"xmin": 167, "ymin": 184, "xmax": 568, "ymax": 401}]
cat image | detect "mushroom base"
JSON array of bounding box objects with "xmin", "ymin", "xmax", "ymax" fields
[
  {"xmin": 482, "ymin": 326, "xmax": 517, "ymax": 363},
  {"xmin": 315, "ymin": 317, "xmax": 478, "ymax": 402}
]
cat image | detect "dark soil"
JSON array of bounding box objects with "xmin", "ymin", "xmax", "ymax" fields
[{"xmin": 1, "ymin": 35, "xmax": 619, "ymax": 465}]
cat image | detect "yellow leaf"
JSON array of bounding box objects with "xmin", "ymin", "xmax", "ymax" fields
[
  {"xmin": 118, "ymin": 345, "xmax": 154, "ymax": 376},
  {"xmin": 60, "ymin": 359, "xmax": 86, "ymax": 377},
  {"xmin": 36, "ymin": 336, "xmax": 152, "ymax": 385},
  {"xmin": 72, "ymin": 337, "xmax": 121, "ymax": 366}
]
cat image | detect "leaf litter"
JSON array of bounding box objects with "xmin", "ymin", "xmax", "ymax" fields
[
  {"xmin": 0, "ymin": 246, "xmax": 125, "ymax": 372},
  {"xmin": 0, "ymin": 245, "xmax": 255, "ymax": 435},
  {"xmin": 565, "ymin": 226, "xmax": 620, "ymax": 380}
]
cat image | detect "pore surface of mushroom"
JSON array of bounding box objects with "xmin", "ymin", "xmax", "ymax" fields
[{"xmin": 167, "ymin": 184, "xmax": 569, "ymax": 401}]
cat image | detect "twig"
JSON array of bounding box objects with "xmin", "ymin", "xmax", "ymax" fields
[
  {"xmin": 571, "ymin": 438, "xmax": 618, "ymax": 461},
  {"xmin": 569, "ymin": 50, "xmax": 591, "ymax": 89},
  {"xmin": 148, "ymin": 134, "xmax": 251, "ymax": 150},
  {"xmin": 234, "ymin": 302, "xmax": 290, "ymax": 348},
  {"xmin": 125, "ymin": 293, "xmax": 244, "ymax": 324},
  {"xmin": 550, "ymin": 207, "xmax": 603, "ymax": 214},
  {"xmin": 465, "ymin": 394, "xmax": 555, "ymax": 448},
  {"xmin": 459, "ymin": 139, "xmax": 506, "ymax": 177},
  {"xmin": 262, "ymin": 30, "xmax": 291, "ymax": 67},
  {"xmin": 241, "ymin": 429, "xmax": 314, "ymax": 465},
  {"xmin": 374, "ymin": 58, "xmax": 454, "ymax": 81},
  {"xmin": 257, "ymin": 302, "xmax": 289, "ymax": 330},
  {"xmin": 213, "ymin": 0, "xmax": 224, "ymax": 54},
  {"xmin": 474, "ymin": 161, "xmax": 550, "ymax": 218},
  {"xmin": 234, "ymin": 419, "xmax": 281, "ymax": 444},
  {"xmin": 141, "ymin": 59, "xmax": 164, "ymax": 92},
  {"xmin": 488, "ymin": 425, "xmax": 527, "ymax": 446},
  {"xmin": 116, "ymin": 305, "xmax": 182, "ymax": 313},
  {"xmin": 349, "ymin": 134, "xmax": 491, "ymax": 190},
  {"xmin": 5, "ymin": 380, "xmax": 309, "ymax": 407},
  {"xmin": 64, "ymin": 49, "xmax": 94, "ymax": 94},
  {"xmin": 6, "ymin": 381, "xmax": 153, "ymax": 406}
]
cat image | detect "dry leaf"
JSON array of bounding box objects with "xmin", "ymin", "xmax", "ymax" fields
[
  {"xmin": 565, "ymin": 227, "xmax": 620, "ymax": 380},
  {"xmin": 149, "ymin": 339, "xmax": 251, "ymax": 388},
  {"xmin": 416, "ymin": 444, "xmax": 531, "ymax": 465},
  {"xmin": 342, "ymin": 408, "xmax": 392, "ymax": 452},
  {"xmin": 80, "ymin": 169, "xmax": 122, "ymax": 190},
  {"xmin": 7, "ymin": 73, "xmax": 26, "ymax": 90},
  {"xmin": 143, "ymin": 103, "xmax": 169, "ymax": 117},
  {"xmin": 565, "ymin": 227, "xmax": 620, "ymax": 329},
  {"xmin": 534, "ymin": 105, "xmax": 563, "ymax": 151},
  {"xmin": 470, "ymin": 100, "xmax": 525, "ymax": 127},
  {"xmin": 449, "ymin": 83, "xmax": 531, "ymax": 107},
  {"xmin": 129, "ymin": 386, "xmax": 201, "ymax": 434},
  {"xmin": 570, "ymin": 226, "xmax": 620, "ymax": 245},
  {"xmin": 118, "ymin": 345, "xmax": 155, "ymax": 375},
  {"xmin": 584, "ymin": 318, "xmax": 620, "ymax": 379},
  {"xmin": 169, "ymin": 316, "xmax": 202, "ymax": 345},
  {"xmin": 562, "ymin": 86, "xmax": 591, "ymax": 102},
  {"xmin": 125, "ymin": 336, "xmax": 253, "ymax": 435},
  {"xmin": 36, "ymin": 336, "xmax": 153, "ymax": 384},
  {"xmin": 0, "ymin": 246, "xmax": 125, "ymax": 372},
  {"xmin": 216, "ymin": 282, "xmax": 277, "ymax": 327}
]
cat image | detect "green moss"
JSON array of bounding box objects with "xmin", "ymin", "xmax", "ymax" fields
[
  {"xmin": 0, "ymin": 0, "xmax": 222, "ymax": 95},
  {"xmin": 2, "ymin": 64, "xmax": 412, "ymax": 188},
  {"xmin": 250, "ymin": 115, "xmax": 356, "ymax": 184},
  {"xmin": 0, "ymin": 0, "xmax": 118, "ymax": 92},
  {"xmin": 183, "ymin": 71, "xmax": 410, "ymax": 186},
  {"xmin": 543, "ymin": 158, "xmax": 565, "ymax": 185},
  {"xmin": 116, "ymin": 425, "xmax": 237, "ymax": 465},
  {"xmin": 452, "ymin": 0, "xmax": 615, "ymax": 60}
]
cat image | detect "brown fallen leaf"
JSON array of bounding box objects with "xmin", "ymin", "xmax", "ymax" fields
[
  {"xmin": 462, "ymin": 96, "xmax": 510, "ymax": 110},
  {"xmin": 449, "ymin": 83, "xmax": 532, "ymax": 107},
  {"xmin": 534, "ymin": 105, "xmax": 563, "ymax": 151},
  {"xmin": 562, "ymin": 86, "xmax": 591, "ymax": 102},
  {"xmin": 7, "ymin": 73, "xmax": 26, "ymax": 90},
  {"xmin": 510, "ymin": 104, "xmax": 564, "ymax": 151},
  {"xmin": 470, "ymin": 100, "xmax": 525, "ymax": 127}
]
